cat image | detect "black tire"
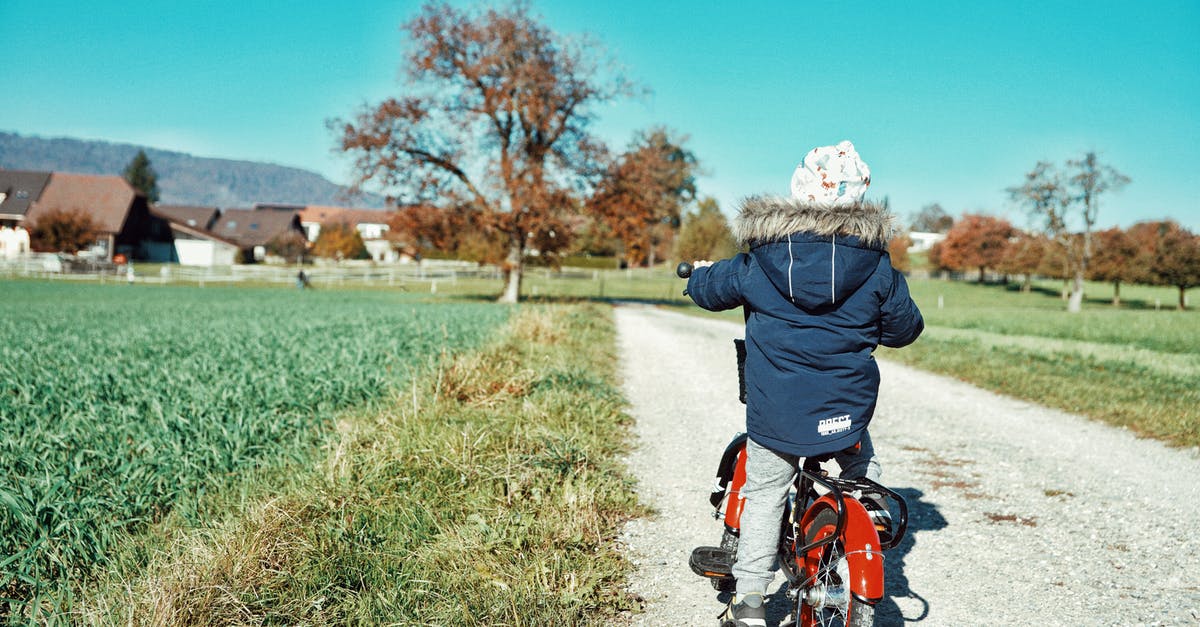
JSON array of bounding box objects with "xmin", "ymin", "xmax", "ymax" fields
[{"xmin": 798, "ymin": 506, "xmax": 875, "ymax": 627}]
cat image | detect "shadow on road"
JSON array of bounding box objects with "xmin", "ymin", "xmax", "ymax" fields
[{"xmin": 875, "ymin": 487, "xmax": 948, "ymax": 625}]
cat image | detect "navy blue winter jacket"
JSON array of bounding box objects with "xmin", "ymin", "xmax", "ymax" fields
[{"xmin": 687, "ymin": 197, "xmax": 924, "ymax": 456}]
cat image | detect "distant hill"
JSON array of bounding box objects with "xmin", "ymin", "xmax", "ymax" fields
[{"xmin": 0, "ymin": 131, "xmax": 387, "ymax": 209}]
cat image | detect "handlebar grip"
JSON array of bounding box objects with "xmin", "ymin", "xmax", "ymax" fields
[{"xmin": 676, "ymin": 262, "xmax": 693, "ymax": 279}]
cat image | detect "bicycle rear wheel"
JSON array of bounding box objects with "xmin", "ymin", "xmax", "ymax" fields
[{"xmin": 798, "ymin": 506, "xmax": 875, "ymax": 627}]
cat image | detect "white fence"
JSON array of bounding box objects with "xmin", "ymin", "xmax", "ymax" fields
[{"xmin": 0, "ymin": 254, "xmax": 506, "ymax": 289}]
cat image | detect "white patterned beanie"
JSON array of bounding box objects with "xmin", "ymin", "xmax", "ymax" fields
[{"xmin": 789, "ymin": 140, "xmax": 871, "ymax": 206}]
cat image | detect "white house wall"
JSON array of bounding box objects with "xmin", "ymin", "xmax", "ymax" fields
[{"xmin": 175, "ymin": 239, "xmax": 237, "ymax": 266}]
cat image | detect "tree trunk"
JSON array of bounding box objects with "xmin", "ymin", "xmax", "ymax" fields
[
  {"xmin": 978, "ymin": 266, "xmax": 986, "ymax": 283},
  {"xmin": 1022, "ymin": 274, "xmax": 1032, "ymax": 293},
  {"xmin": 1180, "ymin": 286, "xmax": 1188, "ymax": 311},
  {"xmin": 1067, "ymin": 271, "xmax": 1084, "ymax": 312},
  {"xmin": 1112, "ymin": 281, "xmax": 1121, "ymax": 307},
  {"xmin": 498, "ymin": 241, "xmax": 523, "ymax": 304}
]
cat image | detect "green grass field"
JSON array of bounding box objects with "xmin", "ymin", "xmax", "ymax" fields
[
  {"xmin": 885, "ymin": 278, "xmax": 1199, "ymax": 447},
  {"xmin": 0, "ymin": 281, "xmax": 509, "ymax": 619}
]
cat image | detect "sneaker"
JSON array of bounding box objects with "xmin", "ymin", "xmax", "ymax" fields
[
  {"xmin": 718, "ymin": 593, "xmax": 766, "ymax": 627},
  {"xmin": 860, "ymin": 493, "xmax": 893, "ymax": 544}
]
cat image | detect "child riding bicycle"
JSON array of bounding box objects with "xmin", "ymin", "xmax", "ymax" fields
[{"xmin": 685, "ymin": 141, "xmax": 924, "ymax": 626}]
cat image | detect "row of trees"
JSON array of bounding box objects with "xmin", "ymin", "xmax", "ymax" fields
[
  {"xmin": 929, "ymin": 214, "xmax": 1200, "ymax": 309},
  {"xmin": 922, "ymin": 152, "xmax": 1198, "ymax": 310},
  {"xmin": 383, "ymin": 188, "xmax": 737, "ymax": 269}
]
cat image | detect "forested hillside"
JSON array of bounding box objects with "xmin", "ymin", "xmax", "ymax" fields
[{"xmin": 0, "ymin": 131, "xmax": 385, "ymax": 209}]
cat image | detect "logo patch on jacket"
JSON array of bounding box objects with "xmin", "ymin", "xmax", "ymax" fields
[{"xmin": 817, "ymin": 414, "xmax": 852, "ymax": 437}]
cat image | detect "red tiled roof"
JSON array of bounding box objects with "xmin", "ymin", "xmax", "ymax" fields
[
  {"xmin": 27, "ymin": 173, "xmax": 137, "ymax": 234},
  {"xmin": 298, "ymin": 205, "xmax": 394, "ymax": 226}
]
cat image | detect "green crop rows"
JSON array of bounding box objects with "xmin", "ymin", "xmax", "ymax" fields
[{"xmin": 0, "ymin": 281, "xmax": 508, "ymax": 614}]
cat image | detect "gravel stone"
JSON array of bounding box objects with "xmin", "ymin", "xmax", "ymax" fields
[{"xmin": 615, "ymin": 304, "xmax": 1200, "ymax": 626}]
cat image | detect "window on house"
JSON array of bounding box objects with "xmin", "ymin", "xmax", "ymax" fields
[
  {"xmin": 250, "ymin": 223, "xmax": 259, "ymax": 230},
  {"xmin": 226, "ymin": 221, "xmax": 237, "ymax": 229}
]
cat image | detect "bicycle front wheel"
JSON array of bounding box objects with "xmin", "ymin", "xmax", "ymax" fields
[{"xmin": 798, "ymin": 506, "xmax": 875, "ymax": 627}]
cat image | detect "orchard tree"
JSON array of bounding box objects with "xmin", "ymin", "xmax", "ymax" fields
[
  {"xmin": 674, "ymin": 196, "xmax": 736, "ymax": 262},
  {"xmin": 391, "ymin": 203, "xmax": 470, "ymax": 254},
  {"xmin": 332, "ymin": 2, "xmax": 633, "ymax": 303},
  {"xmin": 1066, "ymin": 152, "xmax": 1130, "ymax": 309},
  {"xmin": 1010, "ymin": 155, "xmax": 1129, "ymax": 312},
  {"xmin": 887, "ymin": 234, "xmax": 912, "ymax": 274},
  {"xmin": 997, "ymin": 230, "xmax": 1047, "ymax": 292},
  {"xmin": 123, "ymin": 150, "xmax": 160, "ymax": 203},
  {"xmin": 588, "ymin": 127, "xmax": 697, "ymax": 267},
  {"xmin": 926, "ymin": 240, "xmax": 949, "ymax": 274},
  {"xmin": 938, "ymin": 213, "xmax": 1015, "ymax": 282},
  {"xmin": 1088, "ymin": 227, "xmax": 1144, "ymax": 306},
  {"xmin": 910, "ymin": 203, "xmax": 954, "ymax": 233},
  {"xmin": 266, "ymin": 231, "xmax": 310, "ymax": 264},
  {"xmin": 313, "ymin": 222, "xmax": 368, "ymax": 261},
  {"xmin": 28, "ymin": 208, "xmax": 98, "ymax": 254},
  {"xmin": 1135, "ymin": 221, "xmax": 1200, "ymax": 310}
]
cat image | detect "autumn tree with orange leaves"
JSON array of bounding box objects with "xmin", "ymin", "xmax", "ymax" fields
[
  {"xmin": 332, "ymin": 2, "xmax": 633, "ymax": 302},
  {"xmin": 313, "ymin": 222, "xmax": 368, "ymax": 261},
  {"xmin": 588, "ymin": 128, "xmax": 697, "ymax": 267},
  {"xmin": 28, "ymin": 208, "xmax": 98, "ymax": 254},
  {"xmin": 1130, "ymin": 221, "xmax": 1200, "ymax": 310},
  {"xmin": 1088, "ymin": 227, "xmax": 1145, "ymax": 306},
  {"xmin": 887, "ymin": 235, "xmax": 912, "ymax": 274},
  {"xmin": 996, "ymin": 230, "xmax": 1048, "ymax": 292},
  {"xmin": 937, "ymin": 214, "xmax": 1015, "ymax": 282}
]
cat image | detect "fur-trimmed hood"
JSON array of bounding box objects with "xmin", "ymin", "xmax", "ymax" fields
[
  {"xmin": 733, "ymin": 196, "xmax": 895, "ymax": 248},
  {"xmin": 730, "ymin": 196, "xmax": 897, "ymax": 309}
]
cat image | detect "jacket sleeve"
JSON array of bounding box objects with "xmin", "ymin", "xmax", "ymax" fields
[
  {"xmin": 879, "ymin": 267, "xmax": 924, "ymax": 348},
  {"xmin": 687, "ymin": 254, "xmax": 747, "ymax": 311}
]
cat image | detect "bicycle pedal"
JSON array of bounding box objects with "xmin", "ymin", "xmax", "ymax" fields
[{"xmin": 689, "ymin": 545, "xmax": 734, "ymax": 579}]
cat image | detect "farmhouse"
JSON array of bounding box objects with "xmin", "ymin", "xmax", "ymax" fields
[
  {"xmin": 150, "ymin": 205, "xmax": 239, "ymax": 266},
  {"xmin": 0, "ymin": 169, "xmax": 172, "ymax": 261},
  {"xmin": 297, "ymin": 205, "xmax": 398, "ymax": 262},
  {"xmin": 908, "ymin": 230, "xmax": 947, "ymax": 252},
  {"xmin": 0, "ymin": 170, "xmax": 48, "ymax": 258},
  {"xmin": 210, "ymin": 207, "xmax": 306, "ymax": 262}
]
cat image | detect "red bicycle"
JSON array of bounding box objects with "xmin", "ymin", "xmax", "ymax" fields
[
  {"xmin": 677, "ymin": 262, "xmax": 908, "ymax": 627},
  {"xmin": 690, "ymin": 432, "xmax": 907, "ymax": 627}
]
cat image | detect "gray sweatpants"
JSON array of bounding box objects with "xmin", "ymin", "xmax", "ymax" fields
[{"xmin": 731, "ymin": 431, "xmax": 881, "ymax": 598}]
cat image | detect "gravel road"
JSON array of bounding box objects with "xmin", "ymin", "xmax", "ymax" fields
[{"xmin": 615, "ymin": 304, "xmax": 1200, "ymax": 626}]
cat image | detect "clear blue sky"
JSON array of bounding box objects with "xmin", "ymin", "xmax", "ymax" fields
[{"xmin": 3, "ymin": 1, "xmax": 1197, "ymax": 230}]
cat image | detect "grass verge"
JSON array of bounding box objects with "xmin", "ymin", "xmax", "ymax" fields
[
  {"xmin": 76, "ymin": 303, "xmax": 645, "ymax": 625},
  {"xmin": 879, "ymin": 330, "xmax": 1200, "ymax": 448}
]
